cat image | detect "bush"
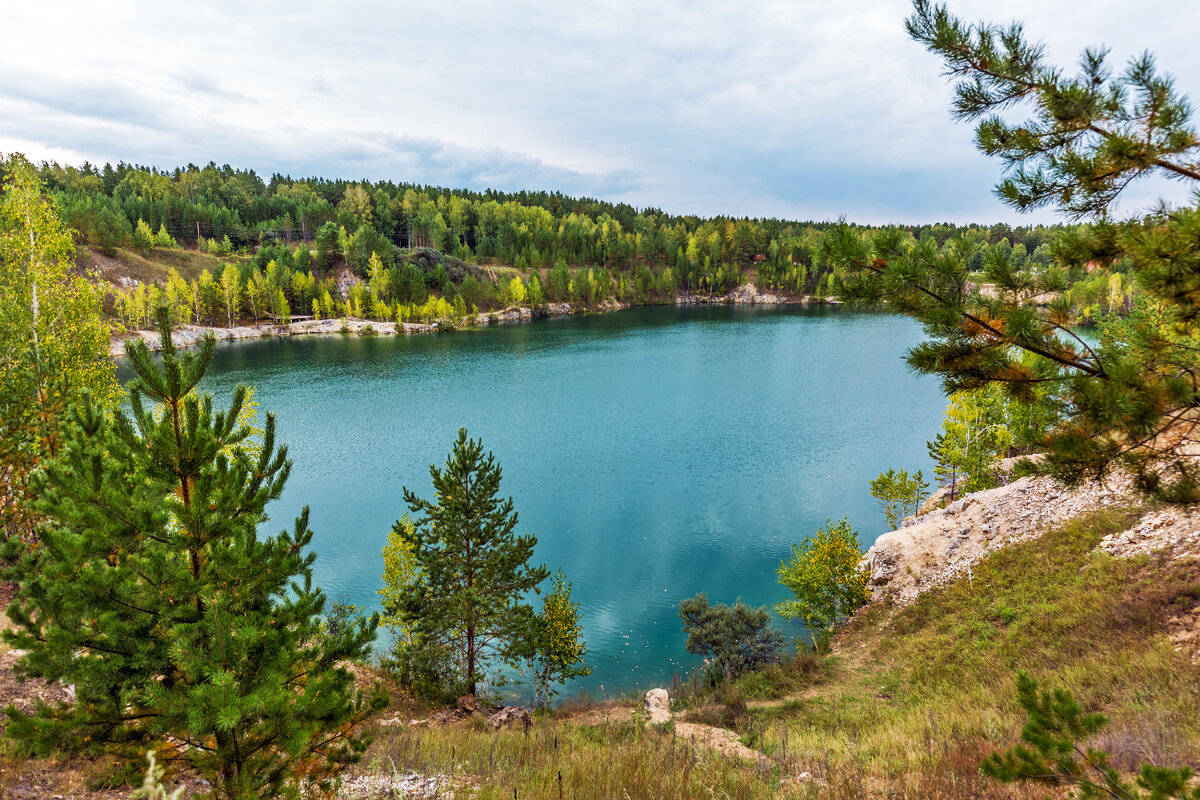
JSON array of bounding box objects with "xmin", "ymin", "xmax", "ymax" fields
[
  {"xmin": 776, "ymin": 517, "xmax": 869, "ymax": 651},
  {"xmin": 153, "ymin": 224, "xmax": 177, "ymax": 249},
  {"xmin": 678, "ymin": 593, "xmax": 785, "ymax": 683},
  {"xmin": 380, "ymin": 637, "xmax": 464, "ymax": 705},
  {"xmin": 131, "ymin": 218, "xmax": 155, "ymax": 254}
]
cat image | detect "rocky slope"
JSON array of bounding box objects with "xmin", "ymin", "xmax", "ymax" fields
[
  {"xmin": 861, "ymin": 469, "xmax": 1200, "ymax": 663},
  {"xmin": 861, "ymin": 470, "xmax": 1200, "ymax": 604}
]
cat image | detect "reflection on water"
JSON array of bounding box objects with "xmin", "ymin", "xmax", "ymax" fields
[{"xmin": 178, "ymin": 305, "xmax": 945, "ymax": 696}]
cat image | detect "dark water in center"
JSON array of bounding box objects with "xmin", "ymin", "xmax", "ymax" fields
[{"xmin": 187, "ymin": 305, "xmax": 946, "ymax": 697}]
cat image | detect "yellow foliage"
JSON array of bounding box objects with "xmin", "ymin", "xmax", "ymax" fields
[{"xmin": 377, "ymin": 516, "xmax": 420, "ymax": 642}]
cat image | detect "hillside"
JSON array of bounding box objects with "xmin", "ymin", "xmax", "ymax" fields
[
  {"xmin": 336, "ymin": 486, "xmax": 1200, "ymax": 799},
  {"xmin": 4, "ymin": 471, "xmax": 1197, "ymax": 799}
]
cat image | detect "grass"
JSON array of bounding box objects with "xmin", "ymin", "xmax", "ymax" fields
[
  {"xmin": 347, "ymin": 505, "xmax": 1199, "ymax": 799},
  {"xmin": 83, "ymin": 244, "xmax": 248, "ymax": 286},
  {"xmin": 357, "ymin": 716, "xmax": 783, "ymax": 800},
  {"xmin": 744, "ymin": 506, "xmax": 1200, "ymax": 793},
  {"xmin": 4, "ymin": 507, "xmax": 1196, "ymax": 797}
]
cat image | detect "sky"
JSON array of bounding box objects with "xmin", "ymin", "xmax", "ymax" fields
[{"xmin": 2, "ymin": 0, "xmax": 1199, "ymax": 225}]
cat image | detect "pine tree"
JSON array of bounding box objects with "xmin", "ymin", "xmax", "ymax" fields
[
  {"xmin": 2, "ymin": 312, "xmax": 385, "ymax": 799},
  {"xmin": 827, "ymin": 1, "xmax": 1200, "ymax": 501},
  {"xmin": 983, "ymin": 674, "xmax": 1200, "ymax": 799},
  {"xmin": 399, "ymin": 428, "xmax": 550, "ymax": 697}
]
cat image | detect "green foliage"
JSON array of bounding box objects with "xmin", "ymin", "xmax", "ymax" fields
[
  {"xmin": 929, "ymin": 388, "xmax": 1014, "ymax": 492},
  {"xmin": 522, "ymin": 568, "xmax": 592, "ymax": 710},
  {"xmin": 906, "ymin": 0, "xmax": 1198, "ymax": 218},
  {"xmin": 131, "ymin": 218, "xmax": 155, "ymax": 254},
  {"xmin": 677, "ymin": 593, "xmax": 785, "ymax": 683},
  {"xmin": 983, "ymin": 674, "xmax": 1200, "ymax": 799},
  {"xmin": 776, "ymin": 518, "xmax": 868, "ymax": 651},
  {"xmin": 153, "ymin": 223, "xmax": 177, "ymax": 249},
  {"xmin": 2, "ymin": 312, "xmax": 386, "ymax": 799},
  {"xmin": 324, "ymin": 596, "xmax": 366, "ymax": 640},
  {"xmin": 827, "ymin": 1, "xmax": 1200, "ymax": 502},
  {"xmin": 377, "ymin": 515, "xmax": 420, "ymax": 640},
  {"xmin": 376, "ymin": 515, "xmax": 461, "ymax": 702},
  {"xmin": 869, "ymin": 467, "xmax": 930, "ymax": 529},
  {"xmin": 397, "ymin": 428, "xmax": 550, "ymax": 696},
  {"xmin": 0, "ymin": 154, "xmax": 117, "ymax": 541}
]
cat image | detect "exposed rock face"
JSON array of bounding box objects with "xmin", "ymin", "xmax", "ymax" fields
[
  {"xmin": 863, "ymin": 462, "xmax": 1200, "ymax": 663},
  {"xmin": 475, "ymin": 306, "xmax": 533, "ymax": 325},
  {"xmin": 1097, "ymin": 507, "xmax": 1200, "ymax": 561},
  {"xmin": 643, "ymin": 688, "xmax": 671, "ymax": 724},
  {"xmin": 109, "ymin": 318, "xmax": 436, "ymax": 356},
  {"xmin": 675, "ymin": 282, "xmax": 790, "ymax": 306},
  {"xmin": 915, "ymin": 480, "xmax": 965, "ymax": 517},
  {"xmin": 487, "ymin": 706, "xmax": 532, "ymax": 729},
  {"xmin": 335, "ymin": 267, "xmax": 358, "ymax": 300},
  {"xmin": 455, "ymin": 693, "xmax": 477, "ymax": 714},
  {"xmin": 862, "ymin": 472, "xmax": 1135, "ymax": 604}
]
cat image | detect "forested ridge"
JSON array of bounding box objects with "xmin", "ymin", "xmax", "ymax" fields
[{"xmin": 2, "ymin": 156, "xmax": 1131, "ymax": 332}]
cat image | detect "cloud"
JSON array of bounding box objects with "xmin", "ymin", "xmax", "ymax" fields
[{"xmin": 2, "ymin": 0, "xmax": 1198, "ymax": 223}]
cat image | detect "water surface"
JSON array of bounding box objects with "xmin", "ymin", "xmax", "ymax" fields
[{"xmin": 191, "ymin": 305, "xmax": 946, "ymax": 696}]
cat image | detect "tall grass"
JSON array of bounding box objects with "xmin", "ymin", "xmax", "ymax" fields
[
  {"xmin": 359, "ymin": 716, "xmax": 782, "ymax": 800},
  {"xmin": 349, "ymin": 506, "xmax": 1200, "ymax": 799}
]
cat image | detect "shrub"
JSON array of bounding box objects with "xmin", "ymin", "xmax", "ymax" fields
[
  {"xmin": 776, "ymin": 518, "xmax": 869, "ymax": 651},
  {"xmin": 678, "ymin": 593, "xmax": 785, "ymax": 683},
  {"xmin": 131, "ymin": 218, "xmax": 155, "ymax": 254}
]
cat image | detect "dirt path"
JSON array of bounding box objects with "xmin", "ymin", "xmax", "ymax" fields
[{"xmin": 561, "ymin": 698, "xmax": 763, "ymax": 762}]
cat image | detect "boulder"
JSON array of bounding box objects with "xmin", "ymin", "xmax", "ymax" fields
[
  {"xmin": 487, "ymin": 706, "xmax": 532, "ymax": 729},
  {"xmin": 643, "ymin": 688, "xmax": 671, "ymax": 724},
  {"xmin": 455, "ymin": 693, "xmax": 477, "ymax": 714}
]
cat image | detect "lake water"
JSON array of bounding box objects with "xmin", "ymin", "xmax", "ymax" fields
[{"xmin": 190, "ymin": 305, "xmax": 947, "ymax": 697}]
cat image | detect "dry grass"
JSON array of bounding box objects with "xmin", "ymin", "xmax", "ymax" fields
[
  {"xmin": 355, "ymin": 716, "xmax": 785, "ymax": 800},
  {"xmin": 3, "ymin": 507, "xmax": 1198, "ymax": 798},
  {"xmin": 81, "ymin": 244, "xmax": 246, "ymax": 286},
  {"xmin": 744, "ymin": 506, "xmax": 1200, "ymax": 793}
]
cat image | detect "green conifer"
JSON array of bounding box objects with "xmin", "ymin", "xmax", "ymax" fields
[
  {"xmin": 399, "ymin": 428, "xmax": 549, "ymax": 697},
  {"xmin": 827, "ymin": 1, "xmax": 1200, "ymax": 501},
  {"xmin": 2, "ymin": 312, "xmax": 385, "ymax": 799}
]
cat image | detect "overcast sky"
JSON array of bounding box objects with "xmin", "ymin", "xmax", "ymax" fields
[{"xmin": 3, "ymin": 0, "xmax": 1199, "ymax": 224}]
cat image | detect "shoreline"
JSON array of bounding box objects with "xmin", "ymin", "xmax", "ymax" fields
[{"xmin": 108, "ymin": 287, "xmax": 833, "ymax": 357}]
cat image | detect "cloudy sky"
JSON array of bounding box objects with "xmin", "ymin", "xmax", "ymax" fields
[{"xmin": 3, "ymin": 0, "xmax": 1199, "ymax": 224}]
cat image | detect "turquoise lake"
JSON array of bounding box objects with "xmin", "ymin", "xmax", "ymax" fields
[{"xmin": 190, "ymin": 305, "xmax": 947, "ymax": 697}]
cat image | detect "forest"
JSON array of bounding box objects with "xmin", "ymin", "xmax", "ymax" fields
[{"xmin": 0, "ymin": 157, "xmax": 1133, "ymax": 331}]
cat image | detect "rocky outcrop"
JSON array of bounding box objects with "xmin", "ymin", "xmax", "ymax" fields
[
  {"xmin": 862, "ymin": 472, "xmax": 1136, "ymax": 604},
  {"xmin": 675, "ymin": 282, "xmax": 793, "ymax": 306},
  {"xmin": 475, "ymin": 306, "xmax": 533, "ymax": 325},
  {"xmin": 109, "ymin": 318, "xmax": 437, "ymax": 356},
  {"xmin": 1097, "ymin": 507, "xmax": 1200, "ymax": 561},
  {"xmin": 335, "ymin": 267, "xmax": 358, "ymax": 301}
]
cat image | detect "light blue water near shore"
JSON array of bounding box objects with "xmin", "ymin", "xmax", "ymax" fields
[{"xmin": 188, "ymin": 305, "xmax": 946, "ymax": 696}]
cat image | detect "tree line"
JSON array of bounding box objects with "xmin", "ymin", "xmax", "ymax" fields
[{"xmin": 1, "ymin": 155, "xmax": 1102, "ymax": 322}]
